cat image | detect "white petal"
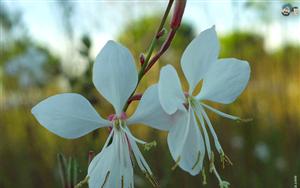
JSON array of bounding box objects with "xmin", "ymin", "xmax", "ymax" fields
[
  {"xmin": 197, "ymin": 58, "xmax": 250, "ymax": 104},
  {"xmin": 181, "ymin": 26, "xmax": 219, "ymax": 93},
  {"xmin": 129, "ymin": 84, "xmax": 184, "ymax": 131},
  {"xmin": 158, "ymin": 65, "xmax": 186, "ymax": 114},
  {"xmin": 88, "ymin": 146, "xmax": 113, "ymax": 188},
  {"xmin": 31, "ymin": 93, "xmax": 108, "ymax": 139},
  {"xmin": 167, "ymin": 107, "xmax": 205, "ymax": 176},
  {"xmin": 88, "ymin": 131, "xmax": 134, "ymax": 188},
  {"xmin": 93, "ymin": 40, "xmax": 138, "ymax": 115}
]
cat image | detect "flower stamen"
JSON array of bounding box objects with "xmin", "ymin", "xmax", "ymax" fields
[
  {"xmin": 220, "ymin": 153, "xmax": 233, "ymax": 169},
  {"xmin": 144, "ymin": 141, "xmax": 157, "ymax": 151},
  {"xmin": 192, "ymin": 151, "xmax": 201, "ymax": 170},
  {"xmin": 140, "ymin": 160, "xmax": 159, "ymax": 188},
  {"xmin": 101, "ymin": 171, "xmax": 110, "ymax": 188},
  {"xmin": 171, "ymin": 156, "xmax": 181, "ymax": 170},
  {"xmin": 202, "ymin": 168, "xmax": 207, "ymax": 185},
  {"xmin": 209, "ymin": 152, "xmax": 230, "ymax": 188}
]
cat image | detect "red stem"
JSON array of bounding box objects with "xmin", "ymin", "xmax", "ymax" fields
[
  {"xmin": 127, "ymin": 93, "xmax": 143, "ymax": 105},
  {"xmin": 144, "ymin": 0, "xmax": 186, "ymax": 74},
  {"xmin": 144, "ymin": 29, "xmax": 176, "ymax": 73}
]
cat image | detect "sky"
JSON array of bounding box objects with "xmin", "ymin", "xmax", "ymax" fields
[{"xmin": 2, "ymin": 0, "xmax": 300, "ymax": 58}]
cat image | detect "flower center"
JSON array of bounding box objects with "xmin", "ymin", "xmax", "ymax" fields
[
  {"xmin": 107, "ymin": 112, "xmax": 127, "ymax": 130},
  {"xmin": 183, "ymin": 91, "xmax": 190, "ymax": 109}
]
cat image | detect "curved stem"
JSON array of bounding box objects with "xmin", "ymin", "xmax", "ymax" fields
[
  {"xmin": 123, "ymin": 0, "xmax": 174, "ymax": 112},
  {"xmin": 144, "ymin": 28, "xmax": 177, "ymax": 73},
  {"xmin": 127, "ymin": 93, "xmax": 143, "ymax": 106},
  {"xmin": 123, "ymin": 0, "xmax": 186, "ymax": 112}
]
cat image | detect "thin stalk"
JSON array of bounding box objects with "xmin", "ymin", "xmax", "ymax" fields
[{"xmin": 123, "ymin": 0, "xmax": 174, "ymax": 112}]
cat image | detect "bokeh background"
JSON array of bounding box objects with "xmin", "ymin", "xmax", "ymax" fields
[{"xmin": 1, "ymin": 1, "xmax": 299, "ymax": 188}]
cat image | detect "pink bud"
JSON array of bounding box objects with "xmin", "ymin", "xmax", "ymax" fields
[
  {"xmin": 88, "ymin": 150, "xmax": 95, "ymax": 165},
  {"xmin": 156, "ymin": 28, "xmax": 167, "ymax": 39},
  {"xmin": 139, "ymin": 53, "xmax": 145, "ymax": 65},
  {"xmin": 170, "ymin": 0, "xmax": 186, "ymax": 30}
]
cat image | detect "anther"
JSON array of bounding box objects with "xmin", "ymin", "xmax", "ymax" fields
[{"xmin": 171, "ymin": 156, "xmax": 181, "ymax": 170}]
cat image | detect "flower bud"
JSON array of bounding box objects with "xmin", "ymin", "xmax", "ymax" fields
[
  {"xmin": 156, "ymin": 28, "xmax": 167, "ymax": 39},
  {"xmin": 170, "ymin": 0, "xmax": 186, "ymax": 30},
  {"xmin": 88, "ymin": 150, "xmax": 95, "ymax": 165},
  {"xmin": 139, "ymin": 53, "xmax": 145, "ymax": 65}
]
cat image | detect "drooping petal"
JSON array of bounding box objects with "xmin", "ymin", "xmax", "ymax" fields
[
  {"xmin": 93, "ymin": 40, "xmax": 138, "ymax": 115},
  {"xmin": 129, "ymin": 84, "xmax": 185, "ymax": 131},
  {"xmin": 196, "ymin": 58, "xmax": 250, "ymax": 104},
  {"xmin": 167, "ymin": 106, "xmax": 205, "ymax": 176},
  {"xmin": 88, "ymin": 130, "xmax": 134, "ymax": 188},
  {"xmin": 181, "ymin": 26, "xmax": 219, "ymax": 94},
  {"xmin": 31, "ymin": 93, "xmax": 108, "ymax": 139},
  {"xmin": 158, "ymin": 65, "xmax": 186, "ymax": 114},
  {"xmin": 88, "ymin": 145, "xmax": 114, "ymax": 188}
]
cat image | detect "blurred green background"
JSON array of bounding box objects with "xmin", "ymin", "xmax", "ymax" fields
[{"xmin": 0, "ymin": 1, "xmax": 299, "ymax": 188}]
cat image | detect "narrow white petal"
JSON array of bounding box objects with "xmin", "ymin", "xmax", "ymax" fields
[
  {"xmin": 93, "ymin": 41, "xmax": 138, "ymax": 115},
  {"xmin": 88, "ymin": 130, "xmax": 134, "ymax": 188},
  {"xmin": 129, "ymin": 84, "xmax": 184, "ymax": 131},
  {"xmin": 197, "ymin": 58, "xmax": 250, "ymax": 104},
  {"xmin": 88, "ymin": 145, "xmax": 114, "ymax": 188},
  {"xmin": 201, "ymin": 102, "xmax": 241, "ymax": 121},
  {"xmin": 31, "ymin": 93, "xmax": 108, "ymax": 139},
  {"xmin": 167, "ymin": 106, "xmax": 205, "ymax": 176},
  {"xmin": 181, "ymin": 26, "xmax": 219, "ymax": 93},
  {"xmin": 158, "ymin": 65, "xmax": 185, "ymax": 114},
  {"xmin": 200, "ymin": 106, "xmax": 223, "ymax": 154}
]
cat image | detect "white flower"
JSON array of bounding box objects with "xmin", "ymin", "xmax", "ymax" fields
[
  {"xmin": 158, "ymin": 26, "xmax": 250, "ymax": 184},
  {"xmin": 31, "ymin": 41, "xmax": 180, "ymax": 188}
]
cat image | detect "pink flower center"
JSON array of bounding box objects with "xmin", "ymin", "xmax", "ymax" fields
[
  {"xmin": 107, "ymin": 112, "xmax": 127, "ymax": 121},
  {"xmin": 184, "ymin": 91, "xmax": 189, "ymax": 97}
]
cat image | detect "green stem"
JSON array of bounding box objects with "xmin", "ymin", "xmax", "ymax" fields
[{"xmin": 122, "ymin": 0, "xmax": 174, "ymax": 112}]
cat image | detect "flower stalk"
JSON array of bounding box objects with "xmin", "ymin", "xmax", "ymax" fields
[{"xmin": 123, "ymin": 0, "xmax": 186, "ymax": 112}]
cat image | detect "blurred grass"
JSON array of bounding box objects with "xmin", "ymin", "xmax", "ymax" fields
[{"xmin": 1, "ymin": 11, "xmax": 300, "ymax": 188}]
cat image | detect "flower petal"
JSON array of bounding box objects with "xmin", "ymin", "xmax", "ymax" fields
[
  {"xmin": 128, "ymin": 84, "xmax": 184, "ymax": 131},
  {"xmin": 88, "ymin": 146, "xmax": 113, "ymax": 188},
  {"xmin": 158, "ymin": 65, "xmax": 185, "ymax": 115},
  {"xmin": 181, "ymin": 26, "xmax": 219, "ymax": 93},
  {"xmin": 196, "ymin": 58, "xmax": 250, "ymax": 104},
  {"xmin": 88, "ymin": 131, "xmax": 134, "ymax": 188},
  {"xmin": 167, "ymin": 107, "xmax": 205, "ymax": 176},
  {"xmin": 31, "ymin": 93, "xmax": 108, "ymax": 139},
  {"xmin": 93, "ymin": 40, "xmax": 138, "ymax": 115}
]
